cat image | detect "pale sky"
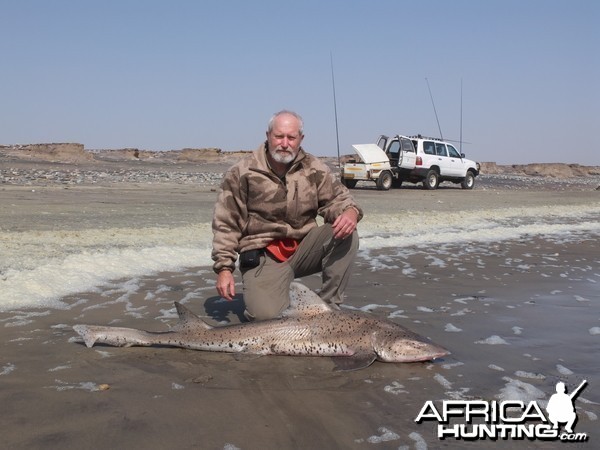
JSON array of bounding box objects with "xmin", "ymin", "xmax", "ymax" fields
[{"xmin": 2, "ymin": 0, "xmax": 599, "ymax": 164}]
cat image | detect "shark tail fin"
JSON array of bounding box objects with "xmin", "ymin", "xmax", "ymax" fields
[{"xmin": 174, "ymin": 302, "xmax": 212, "ymax": 330}]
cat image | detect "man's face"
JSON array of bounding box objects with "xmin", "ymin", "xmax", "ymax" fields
[{"xmin": 266, "ymin": 114, "xmax": 304, "ymax": 165}]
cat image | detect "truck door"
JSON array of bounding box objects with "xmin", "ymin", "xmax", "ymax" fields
[
  {"xmin": 446, "ymin": 144, "xmax": 465, "ymax": 176},
  {"xmin": 399, "ymin": 137, "xmax": 416, "ymax": 169},
  {"xmin": 434, "ymin": 142, "xmax": 452, "ymax": 175},
  {"xmin": 387, "ymin": 136, "xmax": 416, "ymax": 170}
]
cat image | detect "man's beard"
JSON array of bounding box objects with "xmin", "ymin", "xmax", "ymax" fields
[{"xmin": 269, "ymin": 147, "xmax": 296, "ymax": 164}]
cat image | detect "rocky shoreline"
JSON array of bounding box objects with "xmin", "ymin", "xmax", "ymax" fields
[
  {"xmin": 1, "ymin": 165, "xmax": 225, "ymax": 187},
  {"xmin": 2, "ymin": 164, "xmax": 599, "ymax": 192},
  {"xmin": 2, "ymin": 143, "xmax": 600, "ymax": 190}
]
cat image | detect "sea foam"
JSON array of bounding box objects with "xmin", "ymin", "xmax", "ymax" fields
[{"xmin": 1, "ymin": 204, "xmax": 599, "ymax": 311}]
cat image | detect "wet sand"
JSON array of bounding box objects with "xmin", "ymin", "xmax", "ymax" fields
[{"xmin": 1, "ymin": 164, "xmax": 599, "ymax": 449}]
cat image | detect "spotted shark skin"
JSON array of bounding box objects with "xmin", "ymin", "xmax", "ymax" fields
[{"xmin": 73, "ymin": 282, "xmax": 449, "ymax": 371}]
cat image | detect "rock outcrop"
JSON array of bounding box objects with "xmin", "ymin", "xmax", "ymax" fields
[
  {"xmin": 0, "ymin": 143, "xmax": 93, "ymax": 163},
  {"xmin": 479, "ymin": 162, "xmax": 600, "ymax": 178},
  {"xmin": 1, "ymin": 144, "xmax": 599, "ymax": 179}
]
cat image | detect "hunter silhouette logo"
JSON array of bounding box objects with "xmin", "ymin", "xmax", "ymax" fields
[
  {"xmin": 546, "ymin": 380, "xmax": 587, "ymax": 434},
  {"xmin": 415, "ymin": 379, "xmax": 589, "ymax": 442}
]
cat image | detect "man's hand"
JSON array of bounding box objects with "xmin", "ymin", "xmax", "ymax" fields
[
  {"xmin": 332, "ymin": 207, "xmax": 358, "ymax": 240},
  {"xmin": 216, "ymin": 269, "xmax": 236, "ymax": 301}
]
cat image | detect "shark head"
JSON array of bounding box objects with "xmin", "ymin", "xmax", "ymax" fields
[{"xmin": 372, "ymin": 330, "xmax": 450, "ymax": 363}]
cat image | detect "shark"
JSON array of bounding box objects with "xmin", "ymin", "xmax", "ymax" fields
[{"xmin": 73, "ymin": 282, "xmax": 449, "ymax": 371}]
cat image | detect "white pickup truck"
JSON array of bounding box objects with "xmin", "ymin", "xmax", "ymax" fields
[{"xmin": 341, "ymin": 134, "xmax": 480, "ymax": 190}]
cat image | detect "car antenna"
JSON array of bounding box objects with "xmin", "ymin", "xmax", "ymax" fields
[
  {"xmin": 425, "ymin": 77, "xmax": 444, "ymax": 141},
  {"xmin": 460, "ymin": 78, "xmax": 463, "ymax": 154},
  {"xmin": 330, "ymin": 51, "xmax": 341, "ymax": 168}
]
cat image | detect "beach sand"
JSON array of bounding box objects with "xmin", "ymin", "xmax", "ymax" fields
[{"xmin": 1, "ymin": 161, "xmax": 599, "ymax": 449}]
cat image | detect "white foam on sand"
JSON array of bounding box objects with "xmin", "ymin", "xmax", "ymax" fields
[
  {"xmin": 475, "ymin": 335, "xmax": 510, "ymax": 345},
  {"xmin": 357, "ymin": 204, "xmax": 600, "ymax": 253},
  {"xmin": 407, "ymin": 432, "xmax": 428, "ymax": 450},
  {"xmin": 0, "ymin": 224, "xmax": 213, "ymax": 311},
  {"xmin": 384, "ymin": 381, "xmax": 408, "ymax": 395},
  {"xmin": 556, "ymin": 364, "xmax": 574, "ymax": 376},
  {"xmin": 1, "ymin": 363, "xmax": 16, "ymax": 375},
  {"xmin": 46, "ymin": 379, "xmax": 105, "ymax": 392},
  {"xmin": 496, "ymin": 377, "xmax": 547, "ymax": 405},
  {"xmin": 444, "ymin": 323, "xmax": 462, "ymax": 332},
  {"xmin": 1, "ymin": 203, "xmax": 599, "ymax": 311},
  {"xmin": 365, "ymin": 427, "xmax": 400, "ymax": 444}
]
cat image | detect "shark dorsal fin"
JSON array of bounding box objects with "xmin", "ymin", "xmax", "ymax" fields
[
  {"xmin": 174, "ymin": 302, "xmax": 212, "ymax": 330},
  {"xmin": 282, "ymin": 282, "xmax": 334, "ymax": 318}
]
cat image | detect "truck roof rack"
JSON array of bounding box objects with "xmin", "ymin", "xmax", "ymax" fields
[{"xmin": 407, "ymin": 134, "xmax": 444, "ymax": 142}]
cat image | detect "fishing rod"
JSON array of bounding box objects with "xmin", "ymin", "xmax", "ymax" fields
[
  {"xmin": 425, "ymin": 77, "xmax": 444, "ymax": 141},
  {"xmin": 569, "ymin": 380, "xmax": 588, "ymax": 400},
  {"xmin": 330, "ymin": 52, "xmax": 341, "ymax": 168},
  {"xmin": 426, "ymin": 78, "xmax": 470, "ymax": 149}
]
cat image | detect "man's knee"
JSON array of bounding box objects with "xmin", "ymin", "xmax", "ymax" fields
[
  {"xmin": 346, "ymin": 229, "xmax": 359, "ymax": 252},
  {"xmin": 328, "ymin": 228, "xmax": 359, "ymax": 259}
]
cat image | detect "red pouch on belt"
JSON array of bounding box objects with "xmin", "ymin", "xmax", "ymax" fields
[{"xmin": 265, "ymin": 238, "xmax": 299, "ymax": 262}]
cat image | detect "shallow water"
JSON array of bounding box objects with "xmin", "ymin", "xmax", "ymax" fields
[
  {"xmin": 1, "ymin": 202, "xmax": 599, "ymax": 311},
  {"xmin": 1, "ymin": 181, "xmax": 599, "ymax": 447},
  {"xmin": 1, "ymin": 234, "xmax": 598, "ymax": 448}
]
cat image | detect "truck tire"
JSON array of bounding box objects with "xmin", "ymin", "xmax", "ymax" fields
[
  {"xmin": 376, "ymin": 171, "xmax": 393, "ymax": 191},
  {"xmin": 342, "ymin": 179, "xmax": 357, "ymax": 189},
  {"xmin": 461, "ymin": 171, "xmax": 475, "ymax": 189},
  {"xmin": 423, "ymin": 169, "xmax": 439, "ymax": 190}
]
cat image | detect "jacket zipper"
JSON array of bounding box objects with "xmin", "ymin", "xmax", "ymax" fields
[{"xmin": 288, "ymin": 180, "xmax": 299, "ymax": 220}]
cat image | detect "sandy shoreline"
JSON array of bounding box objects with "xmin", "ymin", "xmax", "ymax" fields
[
  {"xmin": 1, "ymin": 160, "xmax": 599, "ymax": 449},
  {"xmin": 2, "ymin": 177, "xmax": 599, "ymax": 231},
  {"xmin": 2, "ymin": 238, "xmax": 599, "ymax": 449}
]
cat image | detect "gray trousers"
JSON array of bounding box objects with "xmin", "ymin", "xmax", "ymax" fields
[{"xmin": 240, "ymin": 224, "xmax": 359, "ymax": 320}]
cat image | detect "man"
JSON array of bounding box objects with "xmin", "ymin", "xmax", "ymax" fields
[{"xmin": 212, "ymin": 110, "xmax": 362, "ymax": 320}]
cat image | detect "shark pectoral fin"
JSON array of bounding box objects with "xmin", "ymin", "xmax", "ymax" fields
[
  {"xmin": 73, "ymin": 325, "xmax": 98, "ymax": 348},
  {"xmin": 332, "ymin": 353, "xmax": 377, "ymax": 372}
]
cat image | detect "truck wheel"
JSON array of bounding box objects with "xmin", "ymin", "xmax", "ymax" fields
[
  {"xmin": 461, "ymin": 171, "xmax": 475, "ymax": 189},
  {"xmin": 376, "ymin": 171, "xmax": 393, "ymax": 190},
  {"xmin": 423, "ymin": 169, "xmax": 439, "ymax": 190},
  {"xmin": 342, "ymin": 179, "xmax": 357, "ymax": 189}
]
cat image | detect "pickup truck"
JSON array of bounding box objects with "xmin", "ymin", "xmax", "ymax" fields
[{"xmin": 341, "ymin": 134, "xmax": 480, "ymax": 190}]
